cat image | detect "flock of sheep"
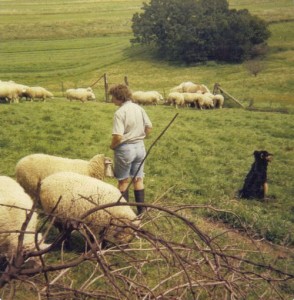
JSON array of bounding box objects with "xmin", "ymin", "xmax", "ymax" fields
[
  {"xmin": 0, "ymin": 153, "xmax": 139, "ymax": 263},
  {"xmin": 0, "ymin": 80, "xmax": 224, "ymax": 108},
  {"xmin": 0, "ymin": 80, "xmax": 54, "ymax": 103},
  {"xmin": 0, "ymin": 80, "xmax": 95, "ymax": 103},
  {"xmin": 132, "ymin": 82, "xmax": 225, "ymax": 109}
]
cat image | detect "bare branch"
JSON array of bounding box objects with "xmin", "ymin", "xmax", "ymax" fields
[{"xmin": 1, "ymin": 199, "xmax": 292, "ymax": 299}]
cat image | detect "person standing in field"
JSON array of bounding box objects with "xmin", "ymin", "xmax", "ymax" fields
[{"xmin": 109, "ymin": 84, "xmax": 152, "ymax": 215}]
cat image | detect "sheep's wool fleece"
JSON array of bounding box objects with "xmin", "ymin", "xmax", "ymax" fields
[
  {"xmin": 15, "ymin": 153, "xmax": 106, "ymax": 198},
  {"xmin": 88, "ymin": 154, "xmax": 106, "ymax": 179},
  {"xmin": 40, "ymin": 172, "xmax": 138, "ymax": 244},
  {"xmin": 0, "ymin": 176, "xmax": 39, "ymax": 255}
]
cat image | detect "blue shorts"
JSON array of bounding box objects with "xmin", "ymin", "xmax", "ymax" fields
[{"xmin": 114, "ymin": 141, "xmax": 146, "ymax": 180}]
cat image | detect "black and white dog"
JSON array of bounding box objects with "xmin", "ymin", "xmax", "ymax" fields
[{"xmin": 239, "ymin": 150, "xmax": 273, "ymax": 199}]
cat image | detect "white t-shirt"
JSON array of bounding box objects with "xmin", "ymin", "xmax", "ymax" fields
[{"xmin": 112, "ymin": 100, "xmax": 152, "ymax": 144}]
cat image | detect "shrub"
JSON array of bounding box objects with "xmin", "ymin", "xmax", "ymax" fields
[{"xmin": 131, "ymin": 0, "xmax": 271, "ymax": 63}]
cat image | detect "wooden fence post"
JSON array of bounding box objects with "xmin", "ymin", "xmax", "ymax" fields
[
  {"xmin": 213, "ymin": 83, "xmax": 245, "ymax": 109},
  {"xmin": 213, "ymin": 83, "xmax": 220, "ymax": 95},
  {"xmin": 104, "ymin": 73, "xmax": 109, "ymax": 103}
]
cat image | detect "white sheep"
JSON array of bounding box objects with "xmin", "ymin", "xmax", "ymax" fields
[
  {"xmin": 186, "ymin": 84, "xmax": 210, "ymax": 94},
  {"xmin": 0, "ymin": 81, "xmax": 28, "ymax": 103},
  {"xmin": 39, "ymin": 172, "xmax": 139, "ymax": 244},
  {"xmin": 170, "ymin": 82, "xmax": 210, "ymax": 94},
  {"xmin": 170, "ymin": 81, "xmax": 195, "ymax": 93},
  {"xmin": 212, "ymin": 94, "xmax": 225, "ymax": 108},
  {"xmin": 166, "ymin": 92, "xmax": 185, "ymax": 108},
  {"xmin": 183, "ymin": 93, "xmax": 213, "ymax": 110},
  {"xmin": 182, "ymin": 92, "xmax": 202, "ymax": 108},
  {"xmin": 15, "ymin": 153, "xmax": 114, "ymax": 199},
  {"xmin": 201, "ymin": 93, "xmax": 215, "ymax": 109},
  {"xmin": 132, "ymin": 91, "xmax": 163, "ymax": 105},
  {"xmin": 0, "ymin": 176, "xmax": 48, "ymax": 257},
  {"xmin": 65, "ymin": 88, "xmax": 96, "ymax": 102},
  {"xmin": 23, "ymin": 86, "xmax": 54, "ymax": 102}
]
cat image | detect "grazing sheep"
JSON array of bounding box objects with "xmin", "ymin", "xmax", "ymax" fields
[
  {"xmin": 182, "ymin": 92, "xmax": 204, "ymax": 108},
  {"xmin": 23, "ymin": 86, "xmax": 54, "ymax": 102},
  {"xmin": 15, "ymin": 153, "xmax": 114, "ymax": 199},
  {"xmin": 167, "ymin": 92, "xmax": 185, "ymax": 108},
  {"xmin": 201, "ymin": 93, "xmax": 215, "ymax": 109},
  {"xmin": 0, "ymin": 176, "xmax": 48, "ymax": 257},
  {"xmin": 132, "ymin": 91, "xmax": 163, "ymax": 105},
  {"xmin": 191, "ymin": 93, "xmax": 206, "ymax": 109},
  {"xmin": 40, "ymin": 172, "xmax": 139, "ymax": 245},
  {"xmin": 212, "ymin": 94, "xmax": 225, "ymax": 108},
  {"xmin": 170, "ymin": 82, "xmax": 210, "ymax": 94},
  {"xmin": 0, "ymin": 81, "xmax": 28, "ymax": 103},
  {"xmin": 65, "ymin": 88, "xmax": 96, "ymax": 102}
]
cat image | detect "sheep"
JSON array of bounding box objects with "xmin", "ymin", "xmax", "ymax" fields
[
  {"xmin": 183, "ymin": 93, "xmax": 212, "ymax": 110},
  {"xmin": 201, "ymin": 93, "xmax": 215, "ymax": 109},
  {"xmin": 170, "ymin": 82, "xmax": 210, "ymax": 94},
  {"xmin": 182, "ymin": 92, "xmax": 204, "ymax": 108},
  {"xmin": 132, "ymin": 91, "xmax": 163, "ymax": 105},
  {"xmin": 166, "ymin": 92, "xmax": 185, "ymax": 108},
  {"xmin": 0, "ymin": 81, "xmax": 28, "ymax": 103},
  {"xmin": 23, "ymin": 86, "xmax": 54, "ymax": 102},
  {"xmin": 65, "ymin": 88, "xmax": 96, "ymax": 102},
  {"xmin": 212, "ymin": 94, "xmax": 225, "ymax": 108},
  {"xmin": 0, "ymin": 176, "xmax": 48, "ymax": 257},
  {"xmin": 15, "ymin": 153, "xmax": 114, "ymax": 199},
  {"xmin": 39, "ymin": 172, "xmax": 139, "ymax": 245},
  {"xmin": 186, "ymin": 84, "xmax": 210, "ymax": 94},
  {"xmin": 170, "ymin": 81, "xmax": 195, "ymax": 93}
]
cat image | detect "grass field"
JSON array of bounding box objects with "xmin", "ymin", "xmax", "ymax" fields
[
  {"xmin": 0, "ymin": 0, "xmax": 293, "ymax": 105},
  {"xmin": 0, "ymin": 0, "xmax": 293, "ymax": 298}
]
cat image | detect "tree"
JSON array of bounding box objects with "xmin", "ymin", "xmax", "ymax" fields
[
  {"xmin": 244, "ymin": 59, "xmax": 264, "ymax": 76},
  {"xmin": 131, "ymin": 0, "xmax": 270, "ymax": 63}
]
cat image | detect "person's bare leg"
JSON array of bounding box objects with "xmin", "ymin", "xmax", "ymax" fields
[
  {"xmin": 118, "ymin": 178, "xmax": 130, "ymax": 201},
  {"xmin": 133, "ymin": 177, "xmax": 144, "ymax": 190}
]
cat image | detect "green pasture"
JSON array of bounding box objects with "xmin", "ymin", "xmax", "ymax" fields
[
  {"xmin": 0, "ymin": 0, "xmax": 293, "ymax": 105},
  {"xmin": 0, "ymin": 100, "xmax": 293, "ymax": 245},
  {"xmin": 229, "ymin": 0, "xmax": 294, "ymax": 22},
  {"xmin": 0, "ymin": 0, "xmax": 293, "ymax": 298},
  {"xmin": 0, "ymin": 0, "xmax": 293, "ymax": 254},
  {"xmin": 0, "ymin": 99, "xmax": 293, "ymax": 298}
]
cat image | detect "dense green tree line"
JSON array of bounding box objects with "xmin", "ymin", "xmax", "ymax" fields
[{"xmin": 131, "ymin": 0, "xmax": 270, "ymax": 63}]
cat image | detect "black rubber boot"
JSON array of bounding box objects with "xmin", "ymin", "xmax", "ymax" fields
[
  {"xmin": 121, "ymin": 190, "xmax": 129, "ymax": 202},
  {"xmin": 134, "ymin": 189, "xmax": 145, "ymax": 215}
]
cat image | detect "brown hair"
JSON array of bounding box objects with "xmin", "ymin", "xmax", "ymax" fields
[{"xmin": 109, "ymin": 84, "xmax": 132, "ymax": 102}]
